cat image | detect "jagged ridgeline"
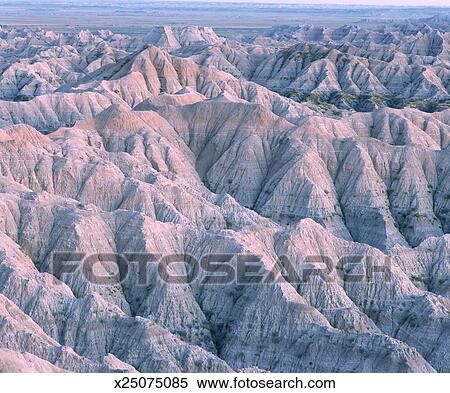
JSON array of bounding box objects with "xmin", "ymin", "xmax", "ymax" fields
[{"xmin": 0, "ymin": 23, "xmax": 449, "ymax": 373}]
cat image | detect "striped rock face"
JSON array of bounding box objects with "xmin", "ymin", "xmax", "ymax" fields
[{"xmin": 0, "ymin": 23, "xmax": 448, "ymax": 373}]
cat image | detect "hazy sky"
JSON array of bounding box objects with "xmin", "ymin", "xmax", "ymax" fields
[
  {"xmin": 13, "ymin": 0, "xmax": 450, "ymax": 7},
  {"xmin": 152, "ymin": 0, "xmax": 449, "ymax": 6}
]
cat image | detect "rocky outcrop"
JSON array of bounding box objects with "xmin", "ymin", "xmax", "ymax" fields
[{"xmin": 0, "ymin": 24, "xmax": 448, "ymax": 373}]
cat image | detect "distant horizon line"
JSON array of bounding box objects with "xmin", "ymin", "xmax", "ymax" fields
[
  {"xmin": 71, "ymin": 0, "xmax": 450, "ymax": 9},
  {"xmin": 1, "ymin": 0, "xmax": 449, "ymax": 8}
]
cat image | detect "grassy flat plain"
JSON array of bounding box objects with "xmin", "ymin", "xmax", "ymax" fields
[{"xmin": 0, "ymin": 1, "xmax": 449, "ymax": 34}]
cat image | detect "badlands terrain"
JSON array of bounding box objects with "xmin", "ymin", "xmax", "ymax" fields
[{"xmin": 0, "ymin": 20, "xmax": 449, "ymax": 373}]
